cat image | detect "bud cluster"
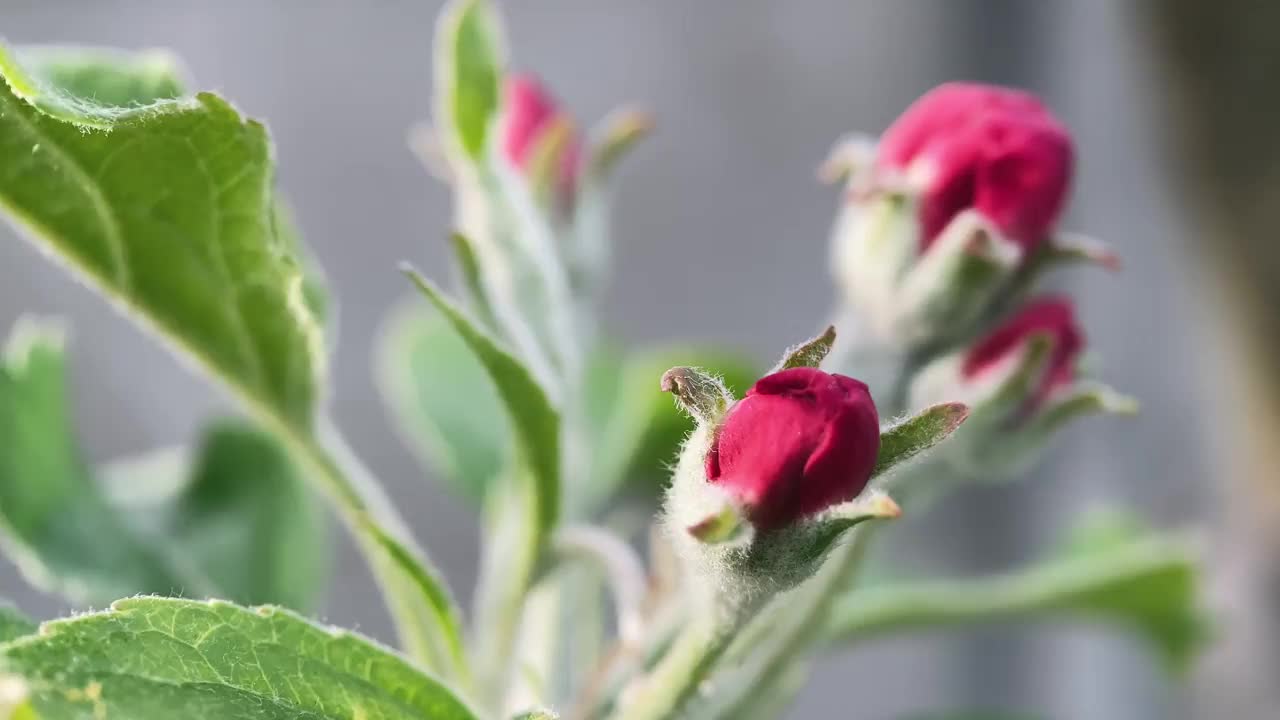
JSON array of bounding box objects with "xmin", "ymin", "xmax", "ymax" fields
[{"xmin": 828, "ymin": 82, "xmax": 1132, "ymax": 478}]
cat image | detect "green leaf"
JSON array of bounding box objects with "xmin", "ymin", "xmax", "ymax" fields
[
  {"xmin": 588, "ymin": 346, "xmax": 755, "ymax": 503},
  {"xmin": 873, "ymin": 402, "xmax": 970, "ymax": 480},
  {"xmin": 769, "ymin": 325, "xmax": 836, "ymax": 372},
  {"xmin": 0, "ymin": 43, "xmax": 324, "ymax": 433},
  {"xmin": 0, "ymin": 320, "xmax": 325, "ymax": 609},
  {"xmin": 404, "ymin": 268, "xmax": 560, "ymax": 534},
  {"xmin": 577, "ymin": 345, "xmax": 756, "ymax": 516},
  {"xmin": 16, "ymin": 45, "xmax": 184, "ymax": 108},
  {"xmin": 659, "ymin": 367, "xmax": 734, "ymax": 429},
  {"xmin": 0, "ymin": 597, "xmax": 479, "ymax": 720},
  {"xmin": 0, "ymin": 44, "xmax": 458, "ymax": 674},
  {"xmin": 106, "ymin": 422, "xmax": 327, "ymax": 611},
  {"xmin": 376, "ymin": 298, "xmax": 509, "ymax": 502},
  {"xmin": 587, "ymin": 109, "xmax": 654, "ymax": 183},
  {"xmin": 0, "ymin": 320, "xmax": 194, "ymax": 603},
  {"xmin": 0, "ymin": 606, "xmax": 35, "ymax": 643},
  {"xmin": 825, "ymin": 514, "xmax": 1207, "ymax": 673},
  {"xmin": 435, "ymin": 0, "xmax": 505, "ymax": 162},
  {"xmin": 450, "ymin": 231, "xmax": 495, "ymax": 327},
  {"xmin": 16, "ymin": 43, "xmax": 329, "ymax": 334}
]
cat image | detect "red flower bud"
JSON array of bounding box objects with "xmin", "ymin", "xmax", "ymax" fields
[
  {"xmin": 705, "ymin": 368, "xmax": 880, "ymax": 531},
  {"xmin": 877, "ymin": 82, "xmax": 1073, "ymax": 253},
  {"xmin": 501, "ymin": 74, "xmax": 581, "ymax": 194},
  {"xmin": 962, "ymin": 295, "xmax": 1084, "ymax": 406}
]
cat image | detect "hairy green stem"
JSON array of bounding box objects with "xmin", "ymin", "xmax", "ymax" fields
[
  {"xmin": 286, "ymin": 417, "xmax": 465, "ymax": 682},
  {"xmin": 705, "ymin": 528, "xmax": 877, "ymax": 720},
  {"xmin": 607, "ymin": 612, "xmax": 733, "ymax": 720}
]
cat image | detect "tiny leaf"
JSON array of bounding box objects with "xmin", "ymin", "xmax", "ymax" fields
[
  {"xmin": 688, "ymin": 503, "xmax": 749, "ymax": 545},
  {"xmin": 873, "ymin": 402, "xmax": 970, "ymax": 479},
  {"xmin": 587, "ymin": 108, "xmax": 653, "ymax": 181},
  {"xmin": 797, "ymin": 492, "xmax": 902, "ymax": 564},
  {"xmin": 770, "ymin": 325, "xmax": 836, "ymax": 372},
  {"xmin": 435, "ymin": 0, "xmax": 505, "ymax": 162},
  {"xmin": 0, "ymin": 597, "xmax": 480, "ymax": 720},
  {"xmin": 660, "ymin": 366, "xmax": 735, "ymax": 426}
]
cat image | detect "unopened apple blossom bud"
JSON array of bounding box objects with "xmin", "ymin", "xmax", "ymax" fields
[
  {"xmin": 830, "ymin": 83, "xmax": 1081, "ymax": 350},
  {"xmin": 910, "ymin": 296, "xmax": 1135, "ymax": 477},
  {"xmin": 705, "ymin": 368, "xmax": 880, "ymax": 531},
  {"xmin": 501, "ymin": 74, "xmax": 581, "ymax": 208},
  {"xmin": 663, "ymin": 361, "xmax": 894, "ymax": 600}
]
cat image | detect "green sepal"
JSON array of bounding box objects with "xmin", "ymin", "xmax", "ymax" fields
[
  {"xmin": 660, "ymin": 366, "xmax": 735, "ymax": 427},
  {"xmin": 769, "ymin": 325, "xmax": 837, "ymax": 372},
  {"xmin": 873, "ymin": 402, "xmax": 970, "ymax": 481}
]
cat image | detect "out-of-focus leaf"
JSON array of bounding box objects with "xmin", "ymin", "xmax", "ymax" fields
[
  {"xmin": 16, "ymin": 45, "xmax": 184, "ymax": 107},
  {"xmin": 405, "ymin": 269, "xmax": 560, "ymax": 533},
  {"xmin": 0, "ymin": 606, "xmax": 35, "ymax": 643},
  {"xmin": 588, "ymin": 345, "xmax": 755, "ymax": 506},
  {"xmin": 376, "ymin": 299, "xmax": 509, "ymax": 502},
  {"xmin": 0, "ymin": 320, "xmax": 324, "ymax": 609},
  {"xmin": 435, "ymin": 0, "xmax": 505, "ymax": 163},
  {"xmin": 105, "ymin": 423, "xmax": 327, "ymax": 611},
  {"xmin": 825, "ymin": 512, "xmax": 1207, "ymax": 673},
  {"xmin": 0, "ymin": 597, "xmax": 480, "ymax": 720}
]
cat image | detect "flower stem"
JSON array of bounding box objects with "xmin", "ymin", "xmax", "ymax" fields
[
  {"xmin": 607, "ymin": 614, "xmax": 732, "ymax": 720},
  {"xmin": 285, "ymin": 416, "xmax": 466, "ymax": 681},
  {"xmin": 704, "ymin": 527, "xmax": 878, "ymax": 720}
]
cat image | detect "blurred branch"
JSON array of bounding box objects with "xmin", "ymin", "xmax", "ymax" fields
[{"xmin": 1143, "ymin": 1, "xmax": 1280, "ymax": 715}]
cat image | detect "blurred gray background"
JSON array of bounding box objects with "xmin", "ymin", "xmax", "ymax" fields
[{"xmin": 0, "ymin": 1, "xmax": 1238, "ymax": 718}]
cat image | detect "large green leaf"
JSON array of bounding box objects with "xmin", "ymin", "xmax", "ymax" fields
[
  {"xmin": 825, "ymin": 513, "xmax": 1207, "ymax": 673},
  {"xmin": 0, "ymin": 597, "xmax": 479, "ymax": 720},
  {"xmin": 376, "ymin": 299, "xmax": 509, "ymax": 502},
  {"xmin": 434, "ymin": 0, "xmax": 505, "ymax": 162},
  {"xmin": 404, "ymin": 269, "xmax": 559, "ymax": 534},
  {"xmin": 0, "ymin": 43, "xmax": 461, "ymax": 673},
  {"xmin": 0, "ymin": 320, "xmax": 324, "ymax": 609},
  {"xmin": 0, "ymin": 43, "xmax": 323, "ymax": 433},
  {"xmin": 0, "ymin": 605, "xmax": 35, "ymax": 643}
]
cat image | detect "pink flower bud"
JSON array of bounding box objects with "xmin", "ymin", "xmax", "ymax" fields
[
  {"xmin": 501, "ymin": 74, "xmax": 581, "ymax": 195},
  {"xmin": 962, "ymin": 295, "xmax": 1084, "ymax": 406},
  {"xmin": 878, "ymin": 82, "xmax": 1074, "ymax": 252},
  {"xmin": 704, "ymin": 368, "xmax": 880, "ymax": 531}
]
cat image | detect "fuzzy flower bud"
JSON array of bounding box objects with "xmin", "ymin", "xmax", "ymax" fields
[
  {"xmin": 910, "ymin": 296, "xmax": 1133, "ymax": 478},
  {"xmin": 960, "ymin": 295, "xmax": 1083, "ymax": 409},
  {"xmin": 878, "ymin": 83, "xmax": 1073, "ymax": 251},
  {"xmin": 706, "ymin": 368, "xmax": 880, "ymax": 531},
  {"xmin": 829, "ymin": 83, "xmax": 1081, "ymax": 350},
  {"xmin": 500, "ymin": 74, "xmax": 581, "ymax": 202}
]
